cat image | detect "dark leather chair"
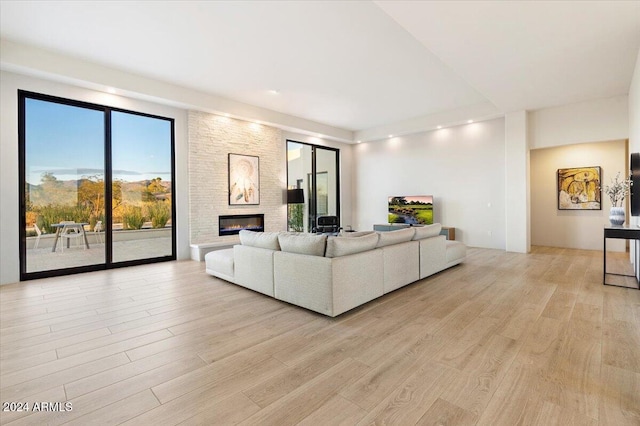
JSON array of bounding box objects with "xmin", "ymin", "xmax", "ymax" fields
[{"xmin": 316, "ymin": 215, "xmax": 340, "ymax": 234}]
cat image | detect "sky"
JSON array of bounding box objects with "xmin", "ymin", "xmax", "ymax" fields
[
  {"xmin": 388, "ymin": 195, "xmax": 433, "ymax": 204},
  {"xmin": 25, "ymin": 98, "xmax": 172, "ymax": 184}
]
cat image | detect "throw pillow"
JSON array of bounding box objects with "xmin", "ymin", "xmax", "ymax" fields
[
  {"xmin": 412, "ymin": 223, "xmax": 442, "ymax": 240},
  {"xmin": 239, "ymin": 230, "xmax": 281, "ymax": 250},
  {"xmin": 376, "ymin": 227, "xmax": 415, "ymax": 247},
  {"xmin": 278, "ymin": 233, "xmax": 327, "ymax": 256},
  {"xmin": 325, "ymin": 233, "xmax": 379, "ymax": 258}
]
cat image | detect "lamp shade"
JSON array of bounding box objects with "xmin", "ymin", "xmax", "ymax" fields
[{"xmin": 287, "ymin": 189, "xmax": 304, "ymax": 204}]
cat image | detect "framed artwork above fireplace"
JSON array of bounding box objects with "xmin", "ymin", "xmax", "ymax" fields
[{"xmin": 229, "ymin": 153, "xmax": 259, "ymax": 205}]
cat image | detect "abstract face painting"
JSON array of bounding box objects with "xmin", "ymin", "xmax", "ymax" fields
[
  {"xmin": 557, "ymin": 166, "xmax": 601, "ymax": 210},
  {"xmin": 229, "ymin": 154, "xmax": 259, "ymax": 205}
]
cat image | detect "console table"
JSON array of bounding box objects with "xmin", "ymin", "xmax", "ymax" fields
[
  {"xmin": 373, "ymin": 223, "xmax": 415, "ymax": 232},
  {"xmin": 603, "ymin": 225, "xmax": 640, "ymax": 290}
]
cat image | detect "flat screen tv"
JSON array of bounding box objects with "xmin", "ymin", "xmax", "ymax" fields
[
  {"xmin": 632, "ymin": 153, "xmax": 640, "ymax": 216},
  {"xmin": 388, "ymin": 195, "xmax": 433, "ymax": 225}
]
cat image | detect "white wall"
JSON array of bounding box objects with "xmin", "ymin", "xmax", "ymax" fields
[
  {"xmin": 0, "ymin": 71, "xmax": 189, "ymax": 285},
  {"xmin": 0, "ymin": 40, "xmax": 353, "ymax": 143},
  {"xmin": 530, "ymin": 140, "xmax": 627, "ymax": 251},
  {"xmin": 505, "ymin": 111, "xmax": 530, "ymax": 253},
  {"xmin": 526, "ymin": 95, "xmax": 630, "ymax": 254},
  {"xmin": 353, "ymin": 118, "xmax": 506, "ymax": 249},
  {"xmin": 528, "ymin": 95, "xmax": 628, "ymax": 150},
  {"xmin": 353, "ymin": 98, "xmax": 629, "ymax": 253}
]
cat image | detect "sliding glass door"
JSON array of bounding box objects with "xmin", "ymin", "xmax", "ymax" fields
[
  {"xmin": 22, "ymin": 97, "xmax": 106, "ymax": 274},
  {"xmin": 111, "ymin": 111, "xmax": 174, "ymax": 262},
  {"xmin": 19, "ymin": 91, "xmax": 175, "ymax": 280},
  {"xmin": 286, "ymin": 140, "xmax": 339, "ymax": 232}
]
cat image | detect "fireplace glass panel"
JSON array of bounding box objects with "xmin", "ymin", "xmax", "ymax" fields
[{"xmin": 219, "ymin": 214, "xmax": 264, "ymax": 236}]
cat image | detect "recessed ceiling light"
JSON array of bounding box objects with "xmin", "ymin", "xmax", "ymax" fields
[
  {"xmin": 388, "ymin": 134, "xmax": 393, "ymax": 138},
  {"xmin": 224, "ymin": 113, "xmax": 230, "ymax": 117},
  {"xmin": 268, "ymin": 89, "xmax": 280, "ymax": 95},
  {"xmin": 357, "ymin": 140, "xmax": 362, "ymax": 143},
  {"xmin": 106, "ymin": 87, "xmax": 116, "ymax": 94},
  {"xmin": 467, "ymin": 120, "xmax": 473, "ymax": 124},
  {"xmin": 437, "ymin": 125, "xmax": 442, "ymax": 129}
]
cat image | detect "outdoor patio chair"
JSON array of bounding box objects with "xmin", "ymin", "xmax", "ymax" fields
[
  {"xmin": 33, "ymin": 223, "xmax": 42, "ymax": 249},
  {"xmin": 94, "ymin": 220, "xmax": 103, "ymax": 244},
  {"xmin": 60, "ymin": 221, "xmax": 84, "ymax": 252},
  {"xmin": 315, "ymin": 215, "xmax": 341, "ymax": 235}
]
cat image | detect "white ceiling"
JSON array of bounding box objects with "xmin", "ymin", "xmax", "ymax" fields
[{"xmin": 1, "ymin": 1, "xmax": 639, "ymax": 139}]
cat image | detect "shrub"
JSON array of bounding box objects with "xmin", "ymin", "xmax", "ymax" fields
[
  {"xmin": 123, "ymin": 205, "xmax": 145, "ymax": 230},
  {"xmin": 26, "ymin": 211, "xmax": 38, "ymax": 227},
  {"xmin": 35, "ymin": 204, "xmax": 91, "ymax": 233},
  {"xmin": 288, "ymin": 204, "xmax": 304, "ymax": 232},
  {"xmin": 148, "ymin": 202, "xmax": 171, "ymax": 228}
]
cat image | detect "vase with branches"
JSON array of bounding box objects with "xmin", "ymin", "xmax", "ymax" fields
[
  {"xmin": 601, "ymin": 172, "xmax": 631, "ymax": 225},
  {"xmin": 601, "ymin": 172, "xmax": 631, "ymax": 207}
]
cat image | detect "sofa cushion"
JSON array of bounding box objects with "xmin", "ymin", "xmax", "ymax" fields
[
  {"xmin": 325, "ymin": 233, "xmax": 379, "ymax": 258},
  {"xmin": 239, "ymin": 230, "xmax": 281, "ymax": 250},
  {"xmin": 278, "ymin": 233, "xmax": 327, "ymax": 256},
  {"xmin": 341, "ymin": 230, "xmax": 375, "ymax": 238},
  {"xmin": 412, "ymin": 223, "xmax": 442, "ymax": 240},
  {"xmin": 376, "ymin": 227, "xmax": 415, "ymax": 248}
]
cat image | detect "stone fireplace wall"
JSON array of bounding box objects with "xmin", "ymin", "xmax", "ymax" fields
[{"xmin": 188, "ymin": 110, "xmax": 286, "ymax": 245}]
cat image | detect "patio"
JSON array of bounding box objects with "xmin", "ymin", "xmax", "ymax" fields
[{"xmin": 25, "ymin": 229, "xmax": 172, "ymax": 273}]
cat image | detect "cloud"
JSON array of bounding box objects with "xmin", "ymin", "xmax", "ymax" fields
[
  {"xmin": 112, "ymin": 169, "xmax": 143, "ymax": 176},
  {"xmin": 33, "ymin": 168, "xmax": 170, "ymax": 176},
  {"xmin": 32, "ymin": 167, "xmax": 105, "ymax": 176}
]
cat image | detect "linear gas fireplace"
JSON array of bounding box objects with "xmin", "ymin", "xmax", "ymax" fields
[{"xmin": 219, "ymin": 214, "xmax": 264, "ymax": 236}]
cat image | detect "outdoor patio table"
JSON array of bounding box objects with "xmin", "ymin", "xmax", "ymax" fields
[{"xmin": 51, "ymin": 223, "xmax": 90, "ymax": 252}]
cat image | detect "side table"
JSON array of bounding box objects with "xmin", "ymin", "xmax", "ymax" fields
[
  {"xmin": 440, "ymin": 227, "xmax": 455, "ymax": 240},
  {"xmin": 603, "ymin": 225, "xmax": 640, "ymax": 290}
]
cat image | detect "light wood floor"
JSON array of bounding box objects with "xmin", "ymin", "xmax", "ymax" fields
[{"xmin": 1, "ymin": 246, "xmax": 639, "ymax": 425}]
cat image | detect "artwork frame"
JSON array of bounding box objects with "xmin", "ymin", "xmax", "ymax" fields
[
  {"xmin": 228, "ymin": 153, "xmax": 260, "ymax": 205},
  {"xmin": 557, "ymin": 166, "xmax": 601, "ymax": 210}
]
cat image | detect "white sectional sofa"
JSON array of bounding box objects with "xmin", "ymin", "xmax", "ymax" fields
[{"xmin": 205, "ymin": 224, "xmax": 465, "ymax": 317}]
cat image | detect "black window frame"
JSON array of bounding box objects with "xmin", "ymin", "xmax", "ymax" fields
[
  {"xmin": 18, "ymin": 90, "xmax": 177, "ymax": 281},
  {"xmin": 285, "ymin": 139, "xmax": 340, "ymax": 231}
]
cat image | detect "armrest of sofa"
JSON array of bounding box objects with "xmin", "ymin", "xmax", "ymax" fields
[
  {"xmin": 273, "ymin": 249, "xmax": 384, "ymax": 317},
  {"xmin": 233, "ymin": 244, "xmax": 276, "ymax": 296}
]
